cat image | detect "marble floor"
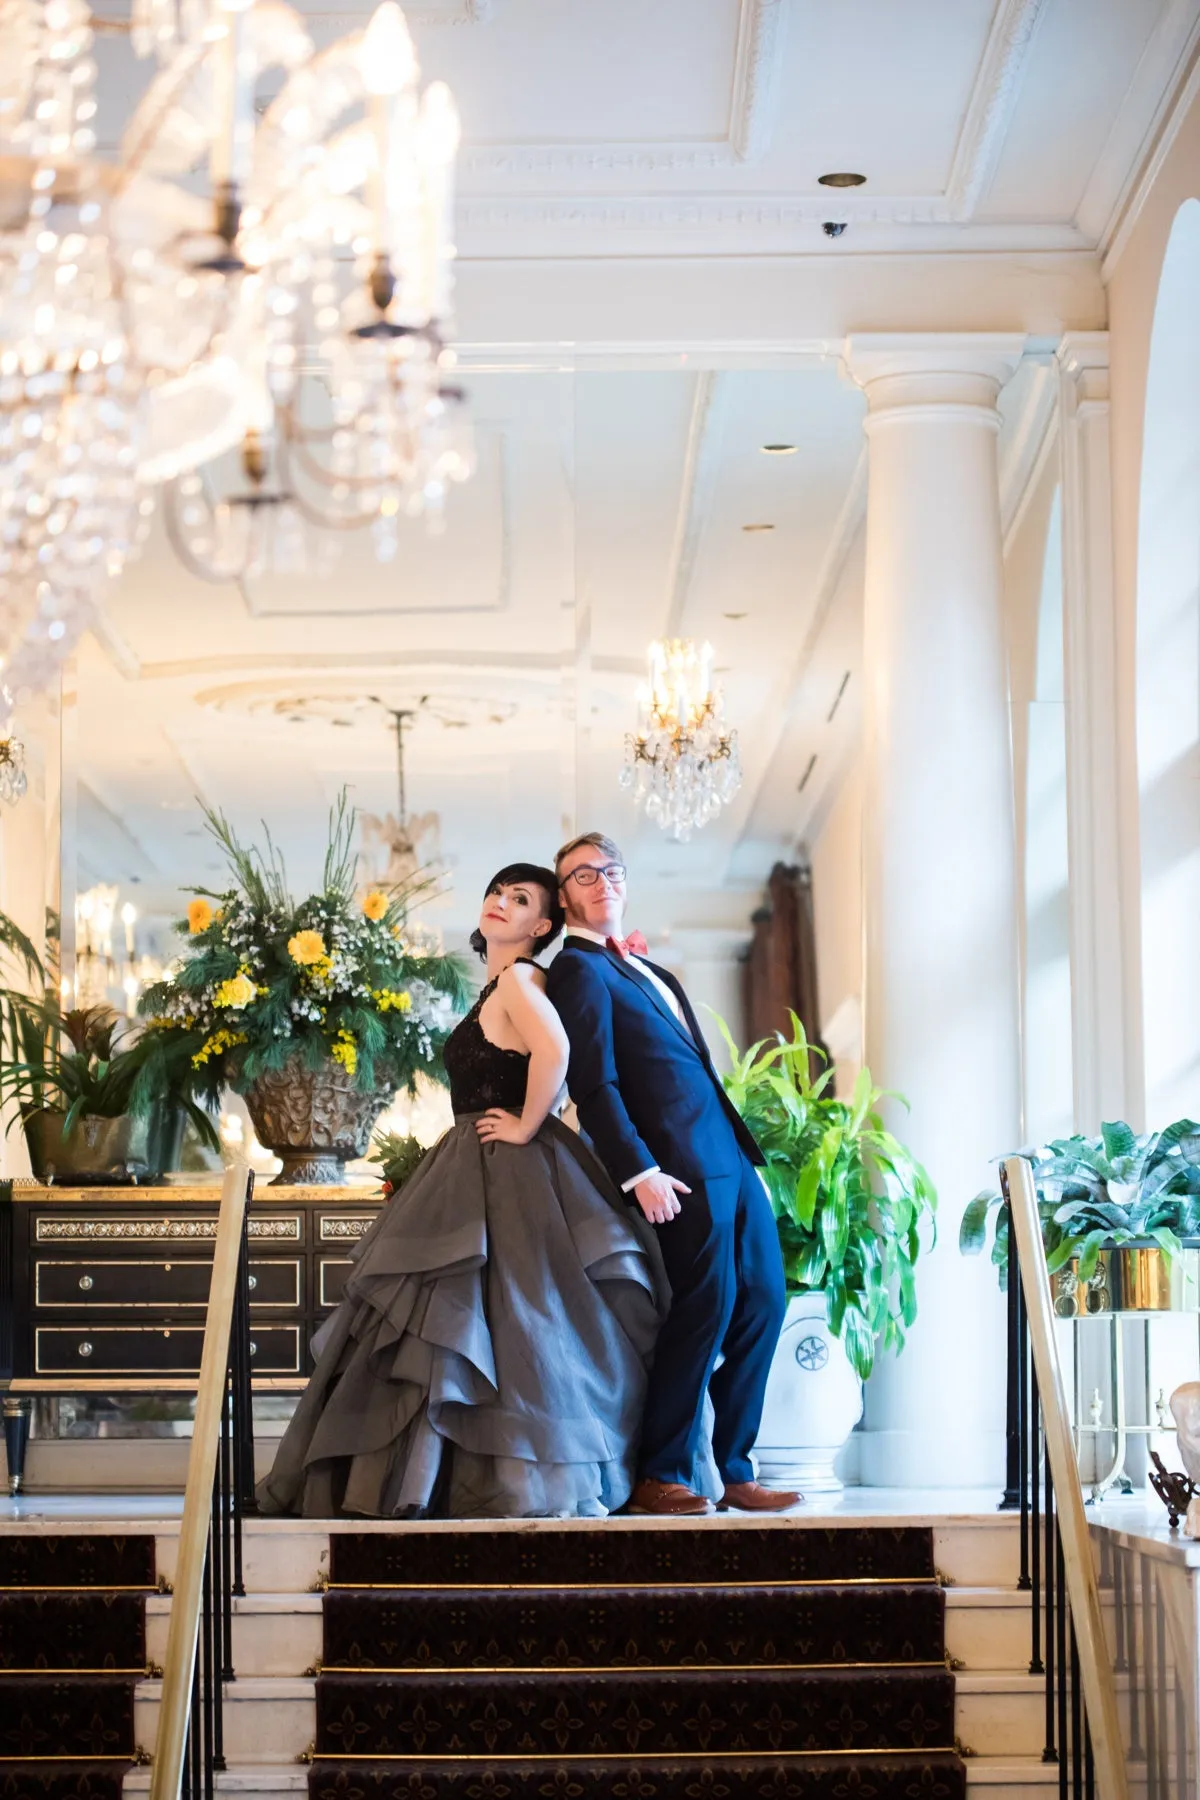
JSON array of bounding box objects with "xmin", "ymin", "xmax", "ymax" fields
[{"xmin": 1, "ymin": 1485, "xmax": 1009, "ymax": 1528}]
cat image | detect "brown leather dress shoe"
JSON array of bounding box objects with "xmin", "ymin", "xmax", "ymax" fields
[
  {"xmin": 627, "ymin": 1478, "xmax": 712, "ymax": 1516},
  {"xmin": 718, "ymin": 1480, "xmax": 803, "ymax": 1512}
]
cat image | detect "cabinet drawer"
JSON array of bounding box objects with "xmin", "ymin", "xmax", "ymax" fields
[
  {"xmin": 34, "ymin": 1323, "xmax": 302, "ymax": 1376},
  {"xmin": 318, "ymin": 1258, "xmax": 353, "ymax": 1308},
  {"xmin": 34, "ymin": 1259, "xmax": 301, "ymax": 1309}
]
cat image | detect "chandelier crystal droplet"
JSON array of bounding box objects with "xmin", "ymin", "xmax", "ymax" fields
[{"xmin": 620, "ymin": 638, "xmax": 742, "ymax": 842}]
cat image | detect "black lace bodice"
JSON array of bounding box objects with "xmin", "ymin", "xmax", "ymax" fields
[{"xmin": 442, "ymin": 961, "xmax": 536, "ymax": 1114}]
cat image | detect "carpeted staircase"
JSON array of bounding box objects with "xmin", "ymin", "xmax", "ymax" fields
[
  {"xmin": 0, "ymin": 1534, "xmax": 156, "ymax": 1800},
  {"xmin": 308, "ymin": 1524, "xmax": 967, "ymax": 1800}
]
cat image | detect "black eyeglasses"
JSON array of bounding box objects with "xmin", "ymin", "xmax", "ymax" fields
[{"xmin": 562, "ymin": 862, "xmax": 627, "ymax": 889}]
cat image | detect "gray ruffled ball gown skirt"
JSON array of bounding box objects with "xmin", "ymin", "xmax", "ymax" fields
[{"xmin": 257, "ymin": 1114, "xmax": 667, "ymax": 1519}]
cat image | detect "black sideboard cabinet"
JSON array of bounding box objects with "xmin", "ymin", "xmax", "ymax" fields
[{"xmin": 0, "ymin": 1179, "xmax": 387, "ymax": 1492}]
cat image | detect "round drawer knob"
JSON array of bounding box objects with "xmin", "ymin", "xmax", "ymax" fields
[
  {"xmin": 247, "ymin": 1275, "xmax": 257, "ymax": 1291},
  {"xmin": 78, "ymin": 1275, "xmax": 93, "ymax": 1292},
  {"xmin": 78, "ymin": 1341, "xmax": 93, "ymax": 1358},
  {"xmin": 249, "ymin": 1341, "xmax": 257, "ymax": 1357}
]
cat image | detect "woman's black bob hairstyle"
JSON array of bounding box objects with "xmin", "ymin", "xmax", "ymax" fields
[{"xmin": 469, "ymin": 863, "xmax": 564, "ymax": 961}]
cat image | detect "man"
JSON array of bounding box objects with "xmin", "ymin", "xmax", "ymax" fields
[{"xmin": 546, "ymin": 830, "xmax": 798, "ymax": 1517}]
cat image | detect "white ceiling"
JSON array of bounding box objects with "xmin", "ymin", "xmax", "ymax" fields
[{"xmin": 69, "ymin": 0, "xmax": 1200, "ymax": 959}]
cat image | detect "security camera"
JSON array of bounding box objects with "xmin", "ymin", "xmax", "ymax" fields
[{"xmin": 822, "ymin": 221, "xmax": 848, "ymax": 238}]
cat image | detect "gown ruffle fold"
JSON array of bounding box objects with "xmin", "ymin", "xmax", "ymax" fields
[{"xmin": 256, "ymin": 1113, "xmax": 667, "ymax": 1519}]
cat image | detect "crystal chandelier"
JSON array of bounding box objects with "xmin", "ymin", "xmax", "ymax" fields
[
  {"xmin": 620, "ymin": 638, "xmax": 742, "ymax": 842},
  {"xmin": 0, "ymin": 0, "xmax": 471, "ymax": 704}
]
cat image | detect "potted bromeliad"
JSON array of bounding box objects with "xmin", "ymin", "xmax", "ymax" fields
[
  {"xmin": 137, "ymin": 794, "xmax": 469, "ymax": 1185},
  {"xmin": 960, "ymin": 1119, "xmax": 1200, "ymax": 1314},
  {"xmin": 716, "ymin": 1013, "xmax": 937, "ymax": 1490}
]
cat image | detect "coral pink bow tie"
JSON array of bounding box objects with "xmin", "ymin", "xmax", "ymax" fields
[{"xmin": 606, "ymin": 931, "xmax": 648, "ymax": 960}]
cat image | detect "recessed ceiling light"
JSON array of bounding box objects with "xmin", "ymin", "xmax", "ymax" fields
[
  {"xmin": 742, "ymin": 523, "xmax": 775, "ymax": 533},
  {"xmin": 760, "ymin": 444, "xmax": 797, "ymax": 455},
  {"xmin": 818, "ymin": 172, "xmax": 866, "ymax": 188}
]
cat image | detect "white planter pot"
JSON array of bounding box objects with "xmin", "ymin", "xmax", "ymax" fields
[{"xmin": 754, "ymin": 1291, "xmax": 864, "ymax": 1493}]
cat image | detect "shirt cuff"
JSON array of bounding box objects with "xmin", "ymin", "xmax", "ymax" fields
[{"xmin": 621, "ymin": 1166, "xmax": 660, "ymax": 1192}]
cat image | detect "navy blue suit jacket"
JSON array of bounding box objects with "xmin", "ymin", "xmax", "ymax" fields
[{"xmin": 546, "ymin": 936, "xmax": 764, "ymax": 1191}]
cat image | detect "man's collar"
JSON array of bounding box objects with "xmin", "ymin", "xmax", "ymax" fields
[{"xmin": 566, "ymin": 926, "xmax": 614, "ymax": 947}]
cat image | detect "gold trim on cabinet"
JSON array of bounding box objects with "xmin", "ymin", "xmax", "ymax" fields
[
  {"xmin": 319, "ymin": 1216, "xmax": 378, "ymax": 1240},
  {"xmin": 35, "ymin": 1217, "xmax": 302, "ymax": 1241}
]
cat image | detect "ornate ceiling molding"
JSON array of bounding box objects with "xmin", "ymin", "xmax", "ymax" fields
[
  {"xmin": 946, "ymin": 0, "xmax": 1049, "ymax": 219},
  {"xmin": 460, "ymin": 0, "xmax": 787, "ymax": 176}
]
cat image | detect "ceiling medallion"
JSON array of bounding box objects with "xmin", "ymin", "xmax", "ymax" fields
[{"xmin": 620, "ymin": 638, "xmax": 742, "ymax": 843}]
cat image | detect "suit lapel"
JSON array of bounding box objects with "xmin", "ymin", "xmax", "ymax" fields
[{"xmin": 563, "ymin": 939, "xmax": 697, "ymax": 1051}]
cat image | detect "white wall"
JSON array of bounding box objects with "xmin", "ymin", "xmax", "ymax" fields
[{"xmin": 809, "ymin": 756, "xmax": 863, "ymax": 1098}]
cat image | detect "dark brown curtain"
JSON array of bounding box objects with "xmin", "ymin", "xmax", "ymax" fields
[{"xmin": 741, "ymin": 861, "xmax": 829, "ymax": 1082}]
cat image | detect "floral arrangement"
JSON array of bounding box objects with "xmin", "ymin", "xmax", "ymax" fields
[
  {"xmin": 369, "ymin": 1129, "xmax": 429, "ymax": 1196},
  {"xmin": 138, "ymin": 794, "xmax": 470, "ymax": 1109}
]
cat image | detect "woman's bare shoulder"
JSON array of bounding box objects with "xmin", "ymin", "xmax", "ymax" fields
[{"xmin": 498, "ymin": 959, "xmax": 548, "ymax": 991}]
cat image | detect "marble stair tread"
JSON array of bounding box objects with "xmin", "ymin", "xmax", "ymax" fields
[{"xmin": 964, "ymin": 1759, "xmax": 1059, "ymax": 1788}]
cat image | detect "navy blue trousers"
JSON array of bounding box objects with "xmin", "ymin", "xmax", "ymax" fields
[{"xmin": 638, "ymin": 1154, "xmax": 787, "ymax": 1488}]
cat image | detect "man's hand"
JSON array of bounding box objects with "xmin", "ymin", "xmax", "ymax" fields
[{"xmin": 633, "ymin": 1171, "xmax": 690, "ymax": 1225}]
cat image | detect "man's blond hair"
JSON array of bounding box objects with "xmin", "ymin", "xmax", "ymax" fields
[{"xmin": 554, "ymin": 831, "xmax": 624, "ymax": 878}]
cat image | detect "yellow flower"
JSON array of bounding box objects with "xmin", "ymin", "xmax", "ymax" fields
[
  {"xmin": 373, "ymin": 988, "xmax": 412, "ymax": 1014},
  {"xmin": 331, "ymin": 1028, "xmax": 358, "ymax": 1076},
  {"xmin": 214, "ymin": 972, "xmax": 256, "ymax": 1010},
  {"xmin": 288, "ymin": 930, "xmax": 327, "ymax": 966},
  {"xmin": 187, "ymin": 898, "xmax": 213, "ymax": 935},
  {"xmin": 192, "ymin": 1027, "xmax": 247, "ymax": 1068},
  {"xmin": 362, "ymin": 891, "xmax": 388, "ymax": 923}
]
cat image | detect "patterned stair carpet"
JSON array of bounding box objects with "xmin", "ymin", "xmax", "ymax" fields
[
  {"xmin": 308, "ymin": 1525, "xmax": 966, "ymax": 1800},
  {"xmin": 0, "ymin": 1534, "xmax": 156, "ymax": 1800}
]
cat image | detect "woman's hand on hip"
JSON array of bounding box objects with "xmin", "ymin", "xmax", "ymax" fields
[{"xmin": 475, "ymin": 1109, "xmax": 532, "ymax": 1146}]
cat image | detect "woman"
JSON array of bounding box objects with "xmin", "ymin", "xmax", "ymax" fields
[{"xmin": 257, "ymin": 862, "xmax": 665, "ymax": 1519}]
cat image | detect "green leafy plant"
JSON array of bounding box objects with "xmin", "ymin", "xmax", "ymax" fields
[
  {"xmin": 0, "ymin": 1000, "xmax": 219, "ymax": 1150},
  {"xmin": 368, "ymin": 1130, "xmax": 428, "ymax": 1196},
  {"xmin": 137, "ymin": 791, "xmax": 471, "ymax": 1108},
  {"xmin": 960, "ymin": 1119, "xmax": 1200, "ymax": 1287},
  {"xmin": 716, "ymin": 1012, "xmax": 937, "ymax": 1380}
]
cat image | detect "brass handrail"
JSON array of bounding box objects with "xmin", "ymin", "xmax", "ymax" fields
[
  {"xmin": 149, "ymin": 1157, "xmax": 251, "ymax": 1800},
  {"xmin": 1004, "ymin": 1155, "xmax": 1129, "ymax": 1800}
]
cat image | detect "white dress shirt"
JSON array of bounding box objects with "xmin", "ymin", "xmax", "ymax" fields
[{"xmin": 564, "ymin": 926, "xmax": 692, "ymax": 1190}]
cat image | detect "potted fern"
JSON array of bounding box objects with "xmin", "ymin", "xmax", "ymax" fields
[{"xmin": 717, "ymin": 1013, "xmax": 937, "ymax": 1490}]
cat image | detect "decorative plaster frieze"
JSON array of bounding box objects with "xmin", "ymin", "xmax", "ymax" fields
[{"xmin": 946, "ymin": 0, "xmax": 1049, "ymax": 218}]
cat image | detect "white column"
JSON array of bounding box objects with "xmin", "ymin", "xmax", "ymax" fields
[
  {"xmin": 845, "ymin": 333, "xmax": 1024, "ymax": 1490},
  {"xmin": 1057, "ymin": 332, "xmax": 1128, "ymax": 1131}
]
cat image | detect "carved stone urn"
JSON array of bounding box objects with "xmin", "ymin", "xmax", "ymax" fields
[{"xmin": 244, "ymin": 1057, "xmax": 392, "ymax": 1185}]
